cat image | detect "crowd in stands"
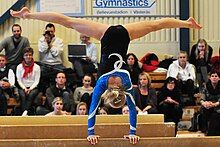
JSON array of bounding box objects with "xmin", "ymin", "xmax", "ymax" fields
[{"xmin": 0, "ymin": 23, "xmax": 219, "ymax": 136}]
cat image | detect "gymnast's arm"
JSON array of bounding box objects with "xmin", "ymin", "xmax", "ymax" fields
[
  {"xmin": 124, "ymin": 89, "xmax": 140, "ymax": 144},
  {"xmin": 87, "ymin": 80, "xmax": 106, "ymax": 145}
]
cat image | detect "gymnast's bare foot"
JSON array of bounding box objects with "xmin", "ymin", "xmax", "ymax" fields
[
  {"xmin": 187, "ymin": 17, "xmax": 202, "ymax": 29},
  {"xmin": 10, "ymin": 7, "xmax": 30, "ymax": 19}
]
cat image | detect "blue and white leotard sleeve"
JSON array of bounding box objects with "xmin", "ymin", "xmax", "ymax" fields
[{"xmin": 88, "ymin": 69, "xmax": 137, "ymax": 136}]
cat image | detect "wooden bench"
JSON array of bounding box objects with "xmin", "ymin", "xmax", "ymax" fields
[
  {"xmin": 0, "ymin": 114, "xmax": 164, "ymax": 125},
  {"xmin": 148, "ymin": 72, "xmax": 167, "ymax": 89}
]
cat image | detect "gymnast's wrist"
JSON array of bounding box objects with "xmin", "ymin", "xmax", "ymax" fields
[{"xmin": 88, "ymin": 130, "xmax": 95, "ymax": 136}]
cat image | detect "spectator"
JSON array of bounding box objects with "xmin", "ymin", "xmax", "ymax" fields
[
  {"xmin": 140, "ymin": 53, "xmax": 159, "ymax": 72},
  {"xmin": 98, "ymin": 106, "xmax": 109, "ymax": 115},
  {"xmin": 70, "ymin": 34, "xmax": 98, "ymax": 80},
  {"xmin": 0, "ymin": 54, "xmax": 19, "ymax": 99},
  {"xmin": 38, "ymin": 23, "xmax": 65, "ymax": 70},
  {"xmin": 122, "ymin": 105, "xmax": 129, "ymax": 115},
  {"xmin": 167, "ymin": 51, "xmax": 196, "ymax": 105},
  {"xmin": 190, "ymin": 39, "xmax": 213, "ymax": 86},
  {"xmin": 125, "ymin": 53, "xmax": 142, "ymax": 86},
  {"xmin": 0, "ymin": 54, "xmax": 19, "ymax": 115},
  {"xmin": 134, "ymin": 72, "xmax": 158, "ymax": 114},
  {"xmin": 200, "ymin": 70, "xmax": 220, "ymax": 135},
  {"xmin": 0, "ymin": 24, "xmax": 30, "ymax": 71},
  {"xmin": 158, "ymin": 77, "xmax": 183, "ymax": 125},
  {"xmin": 76, "ymin": 102, "xmax": 87, "ymax": 115},
  {"xmin": 45, "ymin": 97, "xmax": 71, "ymax": 116},
  {"xmin": 38, "ymin": 23, "xmax": 65, "ymax": 91},
  {"xmin": 16, "ymin": 47, "xmax": 40, "ymax": 114},
  {"xmin": 73, "ymin": 74, "xmax": 93, "ymax": 110},
  {"xmin": 45, "ymin": 72, "xmax": 75, "ymax": 114}
]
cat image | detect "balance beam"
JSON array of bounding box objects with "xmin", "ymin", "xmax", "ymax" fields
[
  {"xmin": 0, "ymin": 114, "xmax": 164, "ymax": 125},
  {"xmin": 1, "ymin": 137, "xmax": 220, "ymax": 147},
  {"xmin": 0, "ymin": 123, "xmax": 175, "ymax": 139}
]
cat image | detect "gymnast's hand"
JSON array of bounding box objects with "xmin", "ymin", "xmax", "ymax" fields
[
  {"xmin": 10, "ymin": 7, "xmax": 30, "ymax": 19},
  {"xmin": 87, "ymin": 135, "xmax": 100, "ymax": 145},
  {"xmin": 124, "ymin": 134, "xmax": 140, "ymax": 144}
]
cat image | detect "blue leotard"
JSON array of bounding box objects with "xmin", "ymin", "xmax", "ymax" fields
[{"xmin": 88, "ymin": 69, "xmax": 137, "ymax": 136}]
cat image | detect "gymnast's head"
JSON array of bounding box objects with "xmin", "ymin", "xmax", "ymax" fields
[{"xmin": 102, "ymin": 76, "xmax": 126, "ymax": 108}]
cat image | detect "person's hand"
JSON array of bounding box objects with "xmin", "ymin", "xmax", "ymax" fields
[
  {"xmin": 10, "ymin": 7, "xmax": 30, "ymax": 19},
  {"xmin": 199, "ymin": 51, "xmax": 205, "ymax": 58},
  {"xmin": 124, "ymin": 135, "xmax": 140, "ymax": 144},
  {"xmin": 87, "ymin": 135, "xmax": 100, "ymax": 145},
  {"xmin": 24, "ymin": 88, "xmax": 31, "ymax": 95},
  {"xmin": 202, "ymin": 101, "xmax": 212, "ymax": 109},
  {"xmin": 187, "ymin": 17, "xmax": 202, "ymax": 29}
]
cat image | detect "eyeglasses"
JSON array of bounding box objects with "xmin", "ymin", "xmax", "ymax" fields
[{"xmin": 198, "ymin": 45, "xmax": 205, "ymax": 48}]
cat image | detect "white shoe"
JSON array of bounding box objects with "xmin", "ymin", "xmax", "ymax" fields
[{"xmin": 22, "ymin": 110, "xmax": 28, "ymax": 116}]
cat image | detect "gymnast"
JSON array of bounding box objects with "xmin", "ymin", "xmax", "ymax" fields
[{"xmin": 11, "ymin": 7, "xmax": 202, "ymax": 145}]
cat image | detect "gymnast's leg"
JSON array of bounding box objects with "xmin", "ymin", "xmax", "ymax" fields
[
  {"xmin": 124, "ymin": 17, "xmax": 202, "ymax": 40},
  {"xmin": 10, "ymin": 7, "xmax": 109, "ymax": 40}
]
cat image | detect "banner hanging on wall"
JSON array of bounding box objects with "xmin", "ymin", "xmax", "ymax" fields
[
  {"xmin": 92, "ymin": 0, "xmax": 156, "ymax": 16},
  {"xmin": 36, "ymin": 0, "xmax": 85, "ymax": 16}
]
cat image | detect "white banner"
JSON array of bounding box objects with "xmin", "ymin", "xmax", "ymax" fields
[
  {"xmin": 36, "ymin": 0, "xmax": 85, "ymax": 16},
  {"xmin": 92, "ymin": 0, "xmax": 156, "ymax": 16}
]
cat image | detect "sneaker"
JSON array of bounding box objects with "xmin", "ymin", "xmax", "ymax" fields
[{"xmin": 22, "ymin": 110, "xmax": 28, "ymax": 116}]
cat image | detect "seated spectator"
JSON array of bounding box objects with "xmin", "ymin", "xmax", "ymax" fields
[
  {"xmin": 73, "ymin": 74, "xmax": 94, "ymax": 110},
  {"xmin": 125, "ymin": 53, "xmax": 142, "ymax": 86},
  {"xmin": 0, "ymin": 24, "xmax": 30, "ymax": 71},
  {"xmin": 190, "ymin": 39, "xmax": 213, "ymax": 86},
  {"xmin": 45, "ymin": 97, "xmax": 71, "ymax": 116},
  {"xmin": 210, "ymin": 52, "xmax": 219, "ymax": 73},
  {"xmin": 167, "ymin": 51, "xmax": 196, "ymax": 105},
  {"xmin": 38, "ymin": 23, "xmax": 65, "ymax": 91},
  {"xmin": 38, "ymin": 23, "xmax": 65, "ymax": 70},
  {"xmin": 158, "ymin": 77, "xmax": 183, "ymax": 125},
  {"xmin": 98, "ymin": 106, "xmax": 109, "ymax": 115},
  {"xmin": 200, "ymin": 70, "xmax": 220, "ymax": 135},
  {"xmin": 0, "ymin": 54, "xmax": 19, "ymax": 115},
  {"xmin": 76, "ymin": 102, "xmax": 87, "ymax": 115},
  {"xmin": 140, "ymin": 53, "xmax": 159, "ymax": 72},
  {"xmin": 43, "ymin": 72, "xmax": 75, "ymax": 114},
  {"xmin": 69, "ymin": 34, "xmax": 98, "ymax": 80},
  {"xmin": 134, "ymin": 72, "xmax": 158, "ymax": 114},
  {"xmin": 16, "ymin": 47, "xmax": 40, "ymax": 115},
  {"xmin": 122, "ymin": 105, "xmax": 129, "ymax": 115}
]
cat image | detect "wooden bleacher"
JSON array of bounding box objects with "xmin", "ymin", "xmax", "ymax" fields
[
  {"xmin": 1, "ymin": 115, "xmax": 218, "ymax": 146},
  {"xmin": 148, "ymin": 72, "xmax": 166, "ymax": 89},
  {"xmin": 0, "ymin": 114, "xmax": 164, "ymax": 125},
  {"xmin": 0, "ymin": 123, "xmax": 175, "ymax": 139},
  {"xmin": 0, "ymin": 115, "xmax": 175, "ymax": 139}
]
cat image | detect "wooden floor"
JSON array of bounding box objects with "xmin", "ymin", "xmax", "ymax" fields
[{"xmin": 177, "ymin": 131, "xmax": 205, "ymax": 137}]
